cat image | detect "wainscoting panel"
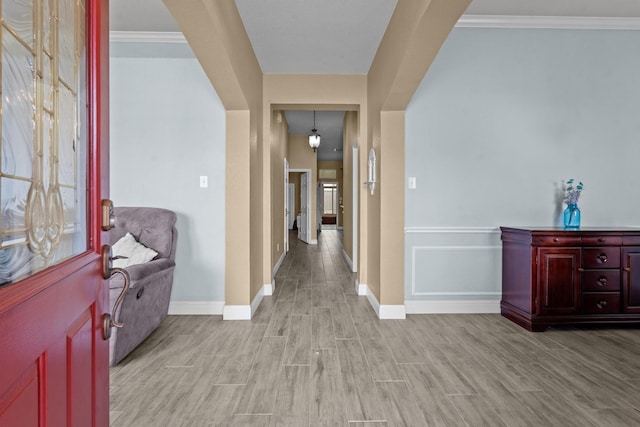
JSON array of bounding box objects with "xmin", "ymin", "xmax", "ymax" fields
[{"xmin": 405, "ymin": 227, "xmax": 502, "ymax": 313}]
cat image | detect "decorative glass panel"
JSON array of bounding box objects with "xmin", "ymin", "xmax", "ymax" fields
[
  {"xmin": 1, "ymin": 29, "xmax": 34, "ymax": 177},
  {"xmin": 2, "ymin": 0, "xmax": 35, "ymax": 48},
  {"xmin": 1, "ymin": 0, "xmax": 88, "ymax": 287},
  {"xmin": 58, "ymin": 0, "xmax": 75, "ymax": 85},
  {"xmin": 58, "ymin": 86, "xmax": 76, "ymax": 186},
  {"xmin": 43, "ymin": 0, "xmax": 52, "ymax": 53},
  {"xmin": 43, "ymin": 54, "xmax": 53, "ymax": 110}
]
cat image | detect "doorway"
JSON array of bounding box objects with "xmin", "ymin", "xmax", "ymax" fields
[
  {"xmin": 289, "ymin": 168, "xmax": 312, "ymax": 245},
  {"xmin": 319, "ymin": 182, "xmax": 339, "ymax": 230}
]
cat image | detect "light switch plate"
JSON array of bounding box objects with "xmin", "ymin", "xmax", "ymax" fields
[
  {"xmin": 408, "ymin": 176, "xmax": 417, "ymax": 189},
  {"xmin": 200, "ymin": 176, "xmax": 208, "ymax": 188}
]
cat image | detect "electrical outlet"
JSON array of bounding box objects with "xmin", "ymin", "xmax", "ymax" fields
[
  {"xmin": 200, "ymin": 176, "xmax": 208, "ymax": 188},
  {"xmin": 277, "ymin": 243, "xmax": 280, "ymax": 251}
]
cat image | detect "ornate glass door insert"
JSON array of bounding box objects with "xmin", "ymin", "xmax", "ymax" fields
[{"xmin": 1, "ymin": 0, "xmax": 87, "ymax": 287}]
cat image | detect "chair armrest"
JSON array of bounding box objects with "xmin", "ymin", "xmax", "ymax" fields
[{"xmin": 109, "ymin": 258, "xmax": 175, "ymax": 289}]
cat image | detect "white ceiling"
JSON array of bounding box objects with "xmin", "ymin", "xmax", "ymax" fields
[
  {"xmin": 110, "ymin": 0, "xmax": 640, "ymax": 160},
  {"xmin": 235, "ymin": 0, "xmax": 397, "ymax": 74}
]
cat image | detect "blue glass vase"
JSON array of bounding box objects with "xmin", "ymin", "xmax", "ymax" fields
[{"xmin": 563, "ymin": 203, "xmax": 581, "ymax": 229}]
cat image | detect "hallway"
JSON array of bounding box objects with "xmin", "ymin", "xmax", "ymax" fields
[{"xmin": 110, "ymin": 230, "xmax": 640, "ymax": 426}]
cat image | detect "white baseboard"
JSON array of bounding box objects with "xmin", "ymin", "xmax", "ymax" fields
[
  {"xmin": 272, "ymin": 251, "xmax": 286, "ymax": 277},
  {"xmin": 379, "ymin": 305, "xmax": 407, "ymax": 319},
  {"xmin": 168, "ymin": 300, "xmax": 224, "ymax": 315},
  {"xmin": 342, "ymin": 249, "xmax": 354, "ymax": 272},
  {"xmin": 263, "ymin": 279, "xmax": 275, "ymax": 296},
  {"xmin": 405, "ymin": 299, "xmax": 500, "ymax": 314},
  {"xmin": 366, "ymin": 288, "xmax": 380, "ymax": 316},
  {"xmin": 356, "ymin": 280, "xmax": 368, "ymax": 296},
  {"xmin": 251, "ymin": 286, "xmax": 265, "ymax": 316},
  {"xmin": 310, "ymin": 239, "xmax": 318, "ymax": 245},
  {"xmin": 358, "ymin": 282, "xmax": 407, "ymax": 320},
  {"xmin": 222, "ymin": 305, "xmax": 252, "ymax": 320}
]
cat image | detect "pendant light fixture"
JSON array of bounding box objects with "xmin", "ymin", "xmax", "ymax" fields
[{"xmin": 308, "ymin": 110, "xmax": 321, "ymax": 152}]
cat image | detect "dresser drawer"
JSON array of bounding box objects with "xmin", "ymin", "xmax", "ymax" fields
[
  {"xmin": 582, "ymin": 270, "xmax": 620, "ymax": 292},
  {"xmin": 582, "ymin": 293, "xmax": 620, "ymax": 314},
  {"xmin": 532, "ymin": 235, "xmax": 582, "ymax": 246},
  {"xmin": 583, "ymin": 247, "xmax": 620, "ymax": 269},
  {"xmin": 582, "ymin": 236, "xmax": 622, "ymax": 246}
]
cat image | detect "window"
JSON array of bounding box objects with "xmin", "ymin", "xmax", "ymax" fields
[{"xmin": 1, "ymin": 0, "xmax": 88, "ymax": 286}]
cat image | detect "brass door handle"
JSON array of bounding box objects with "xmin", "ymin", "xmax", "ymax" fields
[{"xmin": 102, "ymin": 245, "xmax": 131, "ymax": 340}]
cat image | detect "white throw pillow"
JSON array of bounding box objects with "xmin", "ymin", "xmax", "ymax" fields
[{"xmin": 112, "ymin": 232, "xmax": 158, "ymax": 268}]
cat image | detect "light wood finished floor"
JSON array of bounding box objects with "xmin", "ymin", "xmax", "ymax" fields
[{"xmin": 111, "ymin": 230, "xmax": 640, "ymax": 426}]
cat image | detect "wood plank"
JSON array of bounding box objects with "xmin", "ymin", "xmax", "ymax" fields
[
  {"xmin": 265, "ymin": 301, "xmax": 294, "ymax": 337},
  {"xmin": 329, "ymin": 303, "xmax": 357, "ymax": 339},
  {"xmin": 312, "ymin": 307, "xmax": 336, "ymax": 349},
  {"xmin": 292, "ymin": 287, "xmax": 313, "ymax": 315},
  {"xmin": 235, "ymin": 337, "xmax": 287, "ymax": 415},
  {"xmin": 269, "ymin": 365, "xmax": 310, "ymax": 426},
  {"xmin": 335, "ymin": 339, "xmax": 385, "ymax": 422},
  {"xmin": 376, "ymin": 381, "xmax": 429, "ymax": 426},
  {"xmin": 309, "ymin": 348, "xmax": 347, "ymax": 427},
  {"xmin": 283, "ymin": 315, "xmax": 312, "ymax": 365}
]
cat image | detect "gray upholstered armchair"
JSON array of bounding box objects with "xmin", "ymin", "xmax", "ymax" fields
[{"xmin": 108, "ymin": 207, "xmax": 177, "ymax": 366}]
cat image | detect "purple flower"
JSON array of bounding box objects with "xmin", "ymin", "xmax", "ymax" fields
[{"xmin": 564, "ymin": 179, "xmax": 584, "ymax": 205}]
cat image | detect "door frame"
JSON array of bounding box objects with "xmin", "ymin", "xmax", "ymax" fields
[
  {"xmin": 352, "ymin": 143, "xmax": 358, "ymax": 273},
  {"xmin": 290, "ymin": 168, "xmax": 312, "ymax": 244},
  {"xmin": 284, "ymin": 159, "xmax": 290, "ymax": 252}
]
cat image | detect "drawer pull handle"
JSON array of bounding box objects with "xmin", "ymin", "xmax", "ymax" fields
[
  {"xmin": 597, "ymin": 254, "xmax": 608, "ymax": 263},
  {"xmin": 597, "ymin": 277, "xmax": 608, "ymax": 287},
  {"xmin": 553, "ymin": 238, "xmax": 560, "ymax": 242},
  {"xmin": 624, "ymin": 267, "xmax": 631, "ymax": 272},
  {"xmin": 597, "ymin": 300, "xmax": 608, "ymax": 309}
]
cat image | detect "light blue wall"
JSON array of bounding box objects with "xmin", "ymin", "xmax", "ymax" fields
[
  {"xmin": 405, "ymin": 27, "xmax": 640, "ymax": 307},
  {"xmin": 110, "ymin": 51, "xmax": 226, "ymax": 303}
]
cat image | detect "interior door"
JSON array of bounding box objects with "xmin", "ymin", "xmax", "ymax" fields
[
  {"xmin": 287, "ymin": 184, "xmax": 295, "ymax": 230},
  {"xmin": 300, "ymin": 172, "xmax": 309, "ymax": 243},
  {"xmin": 317, "ymin": 183, "xmax": 323, "ymax": 233},
  {"xmin": 0, "ymin": 0, "xmax": 110, "ymax": 425}
]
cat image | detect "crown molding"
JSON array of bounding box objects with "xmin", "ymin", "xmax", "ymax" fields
[
  {"xmin": 109, "ymin": 31, "xmax": 186, "ymax": 43},
  {"xmin": 457, "ymin": 15, "xmax": 640, "ymax": 30}
]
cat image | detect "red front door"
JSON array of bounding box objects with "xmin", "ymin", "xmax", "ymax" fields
[{"xmin": 0, "ymin": 0, "xmax": 110, "ymax": 425}]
